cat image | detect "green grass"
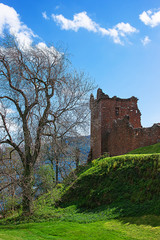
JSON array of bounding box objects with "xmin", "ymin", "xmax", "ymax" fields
[
  {"xmin": 1, "ymin": 217, "xmax": 160, "ymax": 240},
  {"xmin": 128, "ymin": 143, "xmax": 160, "ymax": 154},
  {"xmin": 0, "ymin": 204, "xmax": 119, "ymax": 225},
  {"xmin": 1, "ymin": 203, "xmax": 160, "ymax": 240},
  {"xmin": 59, "ymin": 154, "xmax": 160, "ymax": 214},
  {"xmin": 1, "ymin": 147, "xmax": 160, "ymax": 239}
]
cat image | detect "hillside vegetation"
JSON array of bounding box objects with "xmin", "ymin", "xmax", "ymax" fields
[
  {"xmin": 1, "ymin": 145, "xmax": 160, "ymax": 239},
  {"xmin": 128, "ymin": 143, "xmax": 160, "ymax": 154},
  {"xmin": 60, "ymin": 153, "xmax": 160, "ymax": 217}
]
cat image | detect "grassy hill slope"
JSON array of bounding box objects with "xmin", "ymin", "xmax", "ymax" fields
[
  {"xmin": 1, "ymin": 148, "xmax": 160, "ymax": 239},
  {"xmin": 128, "ymin": 143, "xmax": 160, "ymax": 154},
  {"xmin": 60, "ymin": 154, "xmax": 160, "ymax": 217}
]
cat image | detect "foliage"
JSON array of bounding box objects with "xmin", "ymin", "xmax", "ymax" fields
[
  {"xmin": 62, "ymin": 163, "xmax": 91, "ymax": 186},
  {"xmin": 35, "ymin": 164, "xmax": 55, "ymax": 193}
]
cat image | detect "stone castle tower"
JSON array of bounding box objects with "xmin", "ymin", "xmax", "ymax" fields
[{"xmin": 90, "ymin": 89, "xmax": 160, "ymax": 160}]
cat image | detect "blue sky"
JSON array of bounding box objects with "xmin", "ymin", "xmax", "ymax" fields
[{"xmin": 0, "ymin": 0, "xmax": 160, "ymax": 127}]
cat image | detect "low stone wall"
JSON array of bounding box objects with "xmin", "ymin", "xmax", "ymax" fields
[{"xmin": 107, "ymin": 116, "xmax": 160, "ymax": 156}]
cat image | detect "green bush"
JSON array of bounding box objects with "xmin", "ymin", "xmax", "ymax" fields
[{"xmin": 36, "ymin": 164, "xmax": 55, "ymax": 193}]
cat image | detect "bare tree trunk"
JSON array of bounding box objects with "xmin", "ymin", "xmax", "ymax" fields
[
  {"xmin": 22, "ymin": 162, "xmax": 34, "ymax": 215},
  {"xmin": 55, "ymin": 158, "xmax": 59, "ymax": 185},
  {"xmin": 75, "ymin": 147, "xmax": 80, "ymax": 170},
  {"xmin": 0, "ymin": 35, "xmax": 94, "ymax": 216}
]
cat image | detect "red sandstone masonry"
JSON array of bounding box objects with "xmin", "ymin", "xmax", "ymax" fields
[
  {"xmin": 90, "ymin": 89, "xmax": 160, "ymax": 159},
  {"xmin": 108, "ymin": 117, "xmax": 160, "ymax": 156}
]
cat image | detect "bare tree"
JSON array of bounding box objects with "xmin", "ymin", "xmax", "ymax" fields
[
  {"xmin": 0, "ymin": 146, "xmax": 22, "ymax": 216},
  {"xmin": 41, "ymin": 133, "xmax": 90, "ymax": 185},
  {"xmin": 43, "ymin": 136, "xmax": 64, "ymax": 185},
  {"xmin": 0, "ymin": 36, "xmax": 94, "ymax": 215}
]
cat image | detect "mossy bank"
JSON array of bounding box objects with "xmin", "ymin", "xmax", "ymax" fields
[{"xmin": 59, "ymin": 153, "xmax": 160, "ymax": 217}]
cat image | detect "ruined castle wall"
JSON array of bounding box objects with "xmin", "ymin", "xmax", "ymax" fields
[
  {"xmin": 90, "ymin": 89, "xmax": 160, "ymax": 160},
  {"xmin": 90, "ymin": 99, "xmax": 102, "ymax": 159},
  {"xmin": 100, "ymin": 97, "xmax": 141, "ymax": 130},
  {"xmin": 100, "ymin": 97, "xmax": 141, "ymax": 154},
  {"xmin": 107, "ymin": 117, "xmax": 160, "ymax": 156}
]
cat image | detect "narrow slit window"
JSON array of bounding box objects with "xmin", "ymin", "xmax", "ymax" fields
[{"xmin": 115, "ymin": 107, "xmax": 119, "ymax": 116}]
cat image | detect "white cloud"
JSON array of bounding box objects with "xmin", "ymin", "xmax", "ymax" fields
[
  {"xmin": 52, "ymin": 11, "xmax": 138, "ymax": 45},
  {"xmin": 36, "ymin": 42, "xmax": 58, "ymax": 55},
  {"xmin": 0, "ymin": 103, "xmax": 17, "ymax": 133},
  {"xmin": 141, "ymin": 36, "xmax": 151, "ymax": 46},
  {"xmin": 52, "ymin": 11, "xmax": 98, "ymax": 32},
  {"xmin": 0, "ymin": 3, "xmax": 36, "ymax": 48},
  {"xmin": 0, "ymin": 103, "xmax": 15, "ymax": 115},
  {"xmin": 99, "ymin": 27, "xmax": 121, "ymax": 44},
  {"xmin": 99, "ymin": 22, "xmax": 138, "ymax": 44},
  {"xmin": 116, "ymin": 22, "xmax": 137, "ymax": 34},
  {"xmin": 0, "ymin": 3, "xmax": 54, "ymax": 52},
  {"xmin": 36, "ymin": 42, "xmax": 48, "ymax": 49},
  {"xmin": 0, "ymin": 4, "xmax": 60, "ymax": 67},
  {"xmin": 42, "ymin": 11, "xmax": 49, "ymax": 20},
  {"xmin": 139, "ymin": 9, "xmax": 160, "ymax": 27}
]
